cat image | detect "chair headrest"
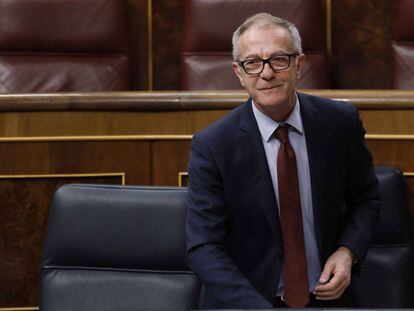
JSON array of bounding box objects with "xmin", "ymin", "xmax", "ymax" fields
[{"xmin": 42, "ymin": 185, "xmax": 189, "ymax": 271}]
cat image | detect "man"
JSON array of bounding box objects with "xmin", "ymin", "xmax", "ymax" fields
[{"xmin": 186, "ymin": 13, "xmax": 380, "ymax": 309}]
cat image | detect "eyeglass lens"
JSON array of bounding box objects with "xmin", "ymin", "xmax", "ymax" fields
[{"xmin": 243, "ymin": 55, "xmax": 292, "ymax": 74}]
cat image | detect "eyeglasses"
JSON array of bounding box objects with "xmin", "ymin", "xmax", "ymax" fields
[{"xmin": 237, "ymin": 53, "xmax": 298, "ymax": 75}]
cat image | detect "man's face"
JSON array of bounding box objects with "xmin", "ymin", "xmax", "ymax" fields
[{"xmin": 233, "ymin": 25, "xmax": 305, "ymax": 120}]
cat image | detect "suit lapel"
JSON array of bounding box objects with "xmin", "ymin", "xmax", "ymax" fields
[
  {"xmin": 238, "ymin": 100, "xmax": 283, "ymax": 247},
  {"xmin": 298, "ymin": 92, "xmax": 327, "ymax": 254}
]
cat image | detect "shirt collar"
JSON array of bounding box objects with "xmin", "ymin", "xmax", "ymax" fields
[{"xmin": 252, "ymin": 94, "xmax": 303, "ymax": 142}]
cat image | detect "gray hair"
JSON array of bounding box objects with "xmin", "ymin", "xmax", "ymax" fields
[{"xmin": 232, "ymin": 13, "xmax": 302, "ymax": 60}]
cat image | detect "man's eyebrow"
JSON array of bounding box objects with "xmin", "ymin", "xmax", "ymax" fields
[
  {"xmin": 243, "ymin": 53, "xmax": 261, "ymax": 60},
  {"xmin": 242, "ymin": 51, "xmax": 293, "ymax": 60}
]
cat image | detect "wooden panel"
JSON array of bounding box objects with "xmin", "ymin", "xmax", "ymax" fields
[
  {"xmin": 151, "ymin": 140, "xmax": 191, "ymax": 185},
  {"xmin": 0, "ymin": 110, "xmax": 228, "ymax": 137},
  {"xmin": 360, "ymin": 110, "xmax": 414, "ymax": 135},
  {"xmin": 126, "ymin": 0, "xmax": 150, "ymax": 90},
  {"xmin": 0, "ymin": 175, "xmax": 122, "ymax": 308},
  {"xmin": 152, "ymin": 0, "xmax": 185, "ymax": 90},
  {"xmin": 0, "ymin": 141, "xmax": 150, "ymax": 185},
  {"xmin": 331, "ymin": 0, "xmax": 393, "ymax": 89},
  {"xmin": 368, "ymin": 139, "xmax": 414, "ymax": 172}
]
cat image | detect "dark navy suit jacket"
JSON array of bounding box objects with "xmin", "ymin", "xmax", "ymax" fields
[{"xmin": 186, "ymin": 92, "xmax": 380, "ymax": 309}]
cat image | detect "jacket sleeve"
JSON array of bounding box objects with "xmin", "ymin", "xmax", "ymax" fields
[
  {"xmin": 339, "ymin": 105, "xmax": 381, "ymax": 263},
  {"xmin": 186, "ymin": 133, "xmax": 273, "ymax": 309}
]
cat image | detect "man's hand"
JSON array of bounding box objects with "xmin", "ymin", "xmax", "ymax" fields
[{"xmin": 313, "ymin": 246, "xmax": 354, "ymax": 300}]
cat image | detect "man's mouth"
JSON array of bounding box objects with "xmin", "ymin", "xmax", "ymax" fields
[{"xmin": 259, "ymin": 84, "xmax": 282, "ymax": 91}]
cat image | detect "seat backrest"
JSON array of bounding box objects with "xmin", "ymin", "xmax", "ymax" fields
[
  {"xmin": 181, "ymin": 0, "xmax": 330, "ymax": 90},
  {"xmin": 0, "ymin": 0, "xmax": 132, "ymax": 93},
  {"xmin": 371, "ymin": 166, "xmax": 411, "ymax": 244},
  {"xmin": 40, "ymin": 184, "xmax": 200, "ymax": 311},
  {"xmin": 391, "ymin": 0, "xmax": 414, "ymax": 89},
  {"xmin": 349, "ymin": 166, "xmax": 413, "ymax": 307}
]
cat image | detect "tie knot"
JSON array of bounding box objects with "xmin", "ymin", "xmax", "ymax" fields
[{"xmin": 276, "ymin": 125, "xmax": 290, "ymax": 144}]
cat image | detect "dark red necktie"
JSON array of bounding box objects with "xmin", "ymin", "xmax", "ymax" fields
[{"xmin": 276, "ymin": 125, "xmax": 309, "ymax": 307}]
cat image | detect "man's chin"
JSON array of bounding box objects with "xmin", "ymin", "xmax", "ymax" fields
[
  {"xmin": 255, "ymin": 96, "xmax": 286, "ymax": 108},
  {"xmin": 257, "ymin": 89, "xmax": 285, "ymax": 103}
]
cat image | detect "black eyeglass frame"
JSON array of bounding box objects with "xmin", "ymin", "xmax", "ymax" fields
[{"xmin": 237, "ymin": 52, "xmax": 299, "ymax": 75}]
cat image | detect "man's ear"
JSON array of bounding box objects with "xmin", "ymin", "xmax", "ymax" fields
[
  {"xmin": 295, "ymin": 54, "xmax": 306, "ymax": 80},
  {"xmin": 233, "ymin": 62, "xmax": 245, "ymax": 87}
]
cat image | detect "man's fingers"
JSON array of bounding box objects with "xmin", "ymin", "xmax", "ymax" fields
[
  {"xmin": 315, "ymin": 267, "xmax": 342, "ymax": 291},
  {"xmin": 314, "ymin": 247, "xmax": 353, "ymax": 301},
  {"xmin": 314, "ymin": 284, "xmax": 346, "ymax": 300},
  {"xmin": 314, "ymin": 277, "xmax": 339, "ymax": 293},
  {"xmin": 314, "ymin": 274, "xmax": 350, "ymax": 300},
  {"xmin": 318, "ymin": 262, "xmax": 334, "ymax": 284}
]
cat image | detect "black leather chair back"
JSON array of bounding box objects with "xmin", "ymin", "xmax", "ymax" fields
[
  {"xmin": 40, "ymin": 184, "xmax": 200, "ymax": 311},
  {"xmin": 349, "ymin": 166, "xmax": 413, "ymax": 307}
]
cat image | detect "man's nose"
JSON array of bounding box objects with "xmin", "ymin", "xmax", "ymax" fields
[{"xmin": 260, "ymin": 62, "xmax": 275, "ymax": 79}]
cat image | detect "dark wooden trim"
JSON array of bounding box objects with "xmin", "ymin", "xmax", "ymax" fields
[{"xmin": 1, "ymin": 90, "xmax": 414, "ymax": 112}]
